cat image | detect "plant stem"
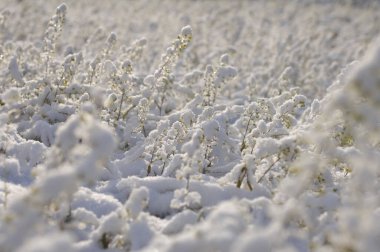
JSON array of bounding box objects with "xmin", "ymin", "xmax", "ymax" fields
[
  {"xmin": 240, "ymin": 114, "xmax": 253, "ymax": 152},
  {"xmin": 116, "ymin": 89, "xmax": 125, "ymax": 121},
  {"xmin": 258, "ymin": 156, "xmax": 280, "ymax": 183}
]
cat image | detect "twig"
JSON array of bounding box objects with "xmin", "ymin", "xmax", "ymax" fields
[
  {"xmin": 257, "ymin": 156, "xmax": 280, "ymax": 183},
  {"xmin": 240, "ymin": 114, "xmax": 254, "ymax": 152}
]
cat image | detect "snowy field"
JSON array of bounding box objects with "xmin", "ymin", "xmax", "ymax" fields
[{"xmin": 1, "ymin": 0, "xmax": 380, "ymax": 251}]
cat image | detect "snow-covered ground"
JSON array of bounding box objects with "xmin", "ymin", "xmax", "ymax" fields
[{"xmin": 1, "ymin": 0, "xmax": 380, "ymax": 251}]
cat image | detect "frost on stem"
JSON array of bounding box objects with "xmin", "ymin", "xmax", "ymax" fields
[
  {"xmin": 157, "ymin": 121, "xmax": 186, "ymax": 176},
  {"xmin": 234, "ymin": 155, "xmax": 256, "ymax": 190},
  {"xmin": 202, "ymin": 55, "xmax": 238, "ymax": 107},
  {"xmin": 202, "ymin": 65, "xmax": 215, "ymax": 107},
  {"xmin": 136, "ymin": 97, "xmax": 149, "ymax": 136},
  {"xmin": 43, "ymin": 3, "xmax": 67, "ymax": 77},
  {"xmin": 153, "ymin": 25, "xmax": 192, "ymax": 115},
  {"xmin": 171, "ymin": 188, "xmax": 201, "ymax": 211},
  {"xmin": 104, "ymin": 32, "xmax": 117, "ymax": 58},
  {"xmin": 240, "ymin": 102, "xmax": 259, "ymax": 152},
  {"xmin": 8, "ymin": 57, "xmax": 24, "ymax": 85},
  {"xmin": 57, "ymin": 52, "xmax": 82, "ymax": 90},
  {"xmin": 142, "ymin": 120, "xmax": 173, "ymax": 176},
  {"xmin": 87, "ymin": 32, "xmax": 118, "ymax": 85},
  {"xmin": 280, "ymin": 94, "xmax": 306, "ymax": 120},
  {"xmin": 238, "ymin": 99, "xmax": 279, "ymax": 154},
  {"xmin": 124, "ymin": 37, "xmax": 147, "ymax": 63},
  {"xmin": 104, "ymin": 59, "xmax": 136, "ymax": 124},
  {"xmin": 181, "ymin": 117, "xmax": 220, "ymax": 175}
]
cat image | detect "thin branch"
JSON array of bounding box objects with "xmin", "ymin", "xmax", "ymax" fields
[
  {"xmin": 240, "ymin": 114, "xmax": 254, "ymax": 152},
  {"xmin": 257, "ymin": 156, "xmax": 280, "ymax": 183},
  {"xmin": 116, "ymin": 89, "xmax": 125, "ymax": 121}
]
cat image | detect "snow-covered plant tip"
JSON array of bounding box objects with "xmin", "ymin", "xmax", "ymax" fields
[{"xmin": 1, "ymin": 0, "xmax": 380, "ymax": 251}]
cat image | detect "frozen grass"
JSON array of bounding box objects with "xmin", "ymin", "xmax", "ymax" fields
[{"xmin": 1, "ymin": 0, "xmax": 380, "ymax": 251}]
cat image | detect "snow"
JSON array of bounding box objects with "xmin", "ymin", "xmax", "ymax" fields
[
  {"xmin": 1, "ymin": 0, "xmax": 380, "ymax": 251},
  {"xmin": 6, "ymin": 140, "xmax": 46, "ymax": 184},
  {"xmin": 21, "ymin": 120, "xmax": 56, "ymax": 146},
  {"xmin": 34, "ymin": 166, "xmax": 77, "ymax": 203},
  {"xmin": 1, "ymin": 87, "xmax": 20, "ymax": 103},
  {"xmin": 72, "ymin": 207, "xmax": 99, "ymax": 226},
  {"xmin": 15, "ymin": 233, "xmax": 76, "ymax": 252},
  {"xmin": 8, "ymin": 57, "xmax": 24, "ymax": 85},
  {"xmin": 56, "ymin": 3, "xmax": 67, "ymax": 16},
  {"xmin": 125, "ymin": 187, "xmax": 149, "ymax": 219},
  {"xmin": 180, "ymin": 26, "xmax": 192, "ymax": 38},
  {"xmin": 72, "ymin": 187, "xmax": 122, "ymax": 218},
  {"xmin": 128, "ymin": 217, "xmax": 154, "ymax": 250},
  {"xmin": 162, "ymin": 210, "xmax": 198, "ymax": 235}
]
